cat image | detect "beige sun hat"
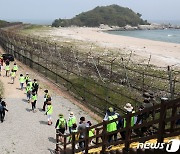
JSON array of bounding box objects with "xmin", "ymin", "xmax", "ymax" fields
[
  {"xmin": 124, "ymin": 103, "xmax": 133, "ymax": 112},
  {"xmin": 69, "ymin": 112, "xmax": 74, "ymax": 116}
]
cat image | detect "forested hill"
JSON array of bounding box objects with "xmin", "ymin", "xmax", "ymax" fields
[
  {"xmin": 52, "ymin": 5, "xmax": 149, "ymax": 27},
  {"xmin": 0, "ymin": 20, "xmax": 10, "ymax": 28}
]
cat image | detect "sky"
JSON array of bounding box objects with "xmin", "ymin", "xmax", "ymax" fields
[{"xmin": 0, "ymin": 0, "xmax": 180, "ymax": 24}]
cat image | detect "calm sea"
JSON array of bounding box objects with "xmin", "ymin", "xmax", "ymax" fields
[{"xmin": 107, "ymin": 29, "xmax": 180, "ymax": 44}]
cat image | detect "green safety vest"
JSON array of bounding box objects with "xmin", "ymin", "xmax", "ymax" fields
[
  {"xmin": 123, "ymin": 111, "xmax": 135, "ymax": 128},
  {"xmin": 68, "ymin": 116, "xmax": 76, "ymax": 127},
  {"xmin": 47, "ymin": 105, "xmax": 53, "ymax": 115},
  {"xmin": 5, "ymin": 65, "xmax": 10, "ymax": 71},
  {"xmin": 89, "ymin": 128, "xmax": 95, "ymax": 137},
  {"xmin": 107, "ymin": 114, "xmax": 118, "ymax": 132},
  {"xmin": 25, "ymin": 75, "xmax": 30, "ymax": 81},
  {"xmin": 19, "ymin": 77, "xmax": 25, "ymax": 83},
  {"xmin": 11, "ymin": 72, "xmax": 16, "ymax": 77},
  {"xmin": 32, "ymin": 95, "xmax": 37, "ymax": 101},
  {"xmin": 28, "ymin": 81, "xmax": 33, "ymax": 89},
  {"xmin": 58, "ymin": 117, "xmax": 66, "ymax": 129},
  {"xmin": 26, "ymin": 86, "xmax": 32, "ymax": 93},
  {"xmin": 13, "ymin": 65, "xmax": 18, "ymax": 71}
]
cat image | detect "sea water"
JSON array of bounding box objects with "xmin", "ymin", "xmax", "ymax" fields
[{"xmin": 107, "ymin": 29, "xmax": 180, "ymax": 44}]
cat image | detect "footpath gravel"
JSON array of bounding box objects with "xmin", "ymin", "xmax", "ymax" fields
[{"xmin": 0, "ymin": 51, "xmax": 98, "ymax": 154}]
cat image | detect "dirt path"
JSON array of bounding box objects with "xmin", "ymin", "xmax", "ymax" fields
[{"xmin": 0, "ymin": 49, "xmax": 98, "ymax": 154}]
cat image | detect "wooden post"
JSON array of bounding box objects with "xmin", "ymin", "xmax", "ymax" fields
[
  {"xmin": 85, "ymin": 127, "xmax": 89, "ymax": 154},
  {"xmin": 64, "ymin": 135, "xmax": 67, "ymax": 154},
  {"xmin": 55, "ymin": 129, "xmax": 60, "ymax": 154},
  {"xmin": 72, "ymin": 133, "xmax": 75, "ymax": 154},
  {"xmin": 101, "ymin": 121, "xmax": 107, "ymax": 153},
  {"xmin": 157, "ymin": 98, "xmax": 168, "ymax": 143},
  {"xmin": 123, "ymin": 113, "xmax": 132, "ymax": 153},
  {"xmin": 170, "ymin": 103, "xmax": 177, "ymax": 132},
  {"xmin": 96, "ymin": 128, "xmax": 100, "ymax": 144},
  {"xmin": 168, "ymin": 66, "xmax": 174, "ymax": 100}
]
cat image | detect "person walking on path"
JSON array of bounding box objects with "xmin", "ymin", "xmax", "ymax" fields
[
  {"xmin": 43, "ymin": 89, "xmax": 51, "ymax": 111},
  {"xmin": 32, "ymin": 79, "xmax": 39, "ymax": 94},
  {"xmin": 31, "ymin": 92, "xmax": 37, "ymax": 112},
  {"xmin": 5, "ymin": 64, "xmax": 10, "ymax": 77},
  {"xmin": 26, "ymin": 83, "xmax": 32, "ymax": 102},
  {"xmin": 78, "ymin": 117, "xmax": 87, "ymax": 150},
  {"xmin": 0, "ymin": 101, "xmax": 8, "ymax": 123},
  {"xmin": 25, "ymin": 73, "xmax": 30, "ymax": 85},
  {"xmin": 55, "ymin": 113, "xmax": 67, "ymax": 142},
  {"xmin": 12, "ymin": 63, "xmax": 18, "ymax": 76},
  {"xmin": 19, "ymin": 74, "xmax": 25, "ymax": 90},
  {"xmin": 68, "ymin": 112, "xmax": 77, "ymax": 134},
  {"xmin": 45, "ymin": 101, "xmax": 53, "ymax": 125},
  {"xmin": 10, "ymin": 69, "xmax": 16, "ymax": 84}
]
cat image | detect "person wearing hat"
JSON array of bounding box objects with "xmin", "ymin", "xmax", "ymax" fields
[
  {"xmin": 10, "ymin": 69, "xmax": 16, "ymax": 84},
  {"xmin": 45, "ymin": 101, "xmax": 53, "ymax": 125},
  {"xmin": 67, "ymin": 112, "xmax": 77, "ymax": 133},
  {"xmin": 121, "ymin": 103, "xmax": 135, "ymax": 140},
  {"xmin": 55, "ymin": 113, "xmax": 67, "ymax": 142},
  {"xmin": 43, "ymin": 90, "xmax": 51, "ymax": 111},
  {"xmin": 103, "ymin": 107, "xmax": 115, "ymax": 121}
]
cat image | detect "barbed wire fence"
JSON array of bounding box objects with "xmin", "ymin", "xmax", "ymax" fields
[{"xmin": 0, "ymin": 29, "xmax": 179, "ymax": 116}]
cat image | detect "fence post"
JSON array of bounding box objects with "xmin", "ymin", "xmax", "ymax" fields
[
  {"xmin": 170, "ymin": 102, "xmax": 177, "ymax": 133},
  {"xmin": 72, "ymin": 133, "xmax": 75, "ymax": 154},
  {"xmin": 55, "ymin": 129, "xmax": 60, "ymax": 154},
  {"xmin": 157, "ymin": 98, "xmax": 168, "ymax": 143},
  {"xmin": 85, "ymin": 127, "xmax": 89, "ymax": 154},
  {"xmin": 64, "ymin": 135, "xmax": 67, "ymax": 154},
  {"xmin": 123, "ymin": 113, "xmax": 132, "ymax": 153},
  {"xmin": 168, "ymin": 66, "xmax": 174, "ymax": 100},
  {"xmin": 101, "ymin": 120, "xmax": 107, "ymax": 153},
  {"xmin": 96, "ymin": 128, "xmax": 100, "ymax": 144}
]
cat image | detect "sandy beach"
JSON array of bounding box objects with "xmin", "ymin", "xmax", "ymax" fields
[{"xmin": 43, "ymin": 27, "xmax": 180, "ymax": 68}]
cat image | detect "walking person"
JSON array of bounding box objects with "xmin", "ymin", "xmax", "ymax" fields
[
  {"xmin": 55, "ymin": 113, "xmax": 67, "ymax": 142},
  {"xmin": 10, "ymin": 69, "xmax": 16, "ymax": 84},
  {"xmin": 43, "ymin": 89, "xmax": 51, "ymax": 111},
  {"xmin": 12, "ymin": 63, "xmax": 18, "ymax": 76},
  {"xmin": 32, "ymin": 79, "xmax": 39, "ymax": 94},
  {"xmin": 19, "ymin": 74, "xmax": 25, "ymax": 90},
  {"xmin": 5, "ymin": 64, "xmax": 10, "ymax": 77},
  {"xmin": 31, "ymin": 92, "xmax": 37, "ymax": 112},
  {"xmin": 0, "ymin": 101, "xmax": 8, "ymax": 123},
  {"xmin": 26, "ymin": 83, "xmax": 32, "ymax": 102},
  {"xmin": 25, "ymin": 73, "xmax": 30, "ymax": 85},
  {"xmin": 78, "ymin": 117, "xmax": 87, "ymax": 150},
  {"xmin": 68, "ymin": 112, "xmax": 77, "ymax": 134},
  {"xmin": 45, "ymin": 101, "xmax": 53, "ymax": 125},
  {"xmin": 0, "ymin": 63, "xmax": 2, "ymax": 76}
]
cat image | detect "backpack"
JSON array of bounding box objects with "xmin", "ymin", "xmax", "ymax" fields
[
  {"xmin": 0, "ymin": 104, "xmax": 3, "ymax": 111},
  {"xmin": 59, "ymin": 119, "xmax": 66, "ymax": 128}
]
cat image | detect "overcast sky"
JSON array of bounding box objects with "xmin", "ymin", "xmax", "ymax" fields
[{"xmin": 0, "ymin": 0, "xmax": 180, "ymax": 24}]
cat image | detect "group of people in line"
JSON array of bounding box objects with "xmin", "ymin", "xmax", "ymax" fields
[{"xmin": 0, "ymin": 56, "xmax": 18, "ymax": 84}]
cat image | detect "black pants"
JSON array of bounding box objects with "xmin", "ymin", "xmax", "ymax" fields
[
  {"xmin": 79, "ymin": 137, "xmax": 85, "ymax": 149},
  {"xmin": 0, "ymin": 110, "xmax": 5, "ymax": 122},
  {"xmin": 108, "ymin": 133, "xmax": 117, "ymax": 143},
  {"xmin": 33, "ymin": 88, "xmax": 38, "ymax": 94},
  {"xmin": 32, "ymin": 101, "xmax": 36, "ymax": 110},
  {"xmin": 43, "ymin": 101, "xmax": 47, "ymax": 111}
]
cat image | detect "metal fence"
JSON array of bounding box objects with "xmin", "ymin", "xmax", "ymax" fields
[{"xmin": 0, "ymin": 29, "xmax": 179, "ymax": 116}]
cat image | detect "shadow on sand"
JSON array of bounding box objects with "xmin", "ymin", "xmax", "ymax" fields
[
  {"xmin": 22, "ymin": 99, "xmax": 28, "ymax": 103},
  {"xmin": 39, "ymin": 120, "xmax": 48, "ymax": 125},
  {"xmin": 48, "ymin": 137, "xmax": 56, "ymax": 143},
  {"xmin": 38, "ymin": 108, "xmax": 44, "ymax": 112},
  {"xmin": 26, "ymin": 108, "xmax": 32, "ymax": 112}
]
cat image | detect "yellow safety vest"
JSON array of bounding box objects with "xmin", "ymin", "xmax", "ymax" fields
[
  {"xmin": 107, "ymin": 114, "xmax": 118, "ymax": 132},
  {"xmin": 47, "ymin": 105, "xmax": 53, "ymax": 115}
]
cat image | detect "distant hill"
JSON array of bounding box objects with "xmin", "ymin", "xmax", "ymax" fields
[
  {"xmin": 0, "ymin": 20, "xmax": 10, "ymax": 28},
  {"xmin": 52, "ymin": 5, "xmax": 149, "ymax": 27}
]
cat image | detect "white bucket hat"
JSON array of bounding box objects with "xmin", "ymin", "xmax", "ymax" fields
[{"xmin": 124, "ymin": 103, "xmax": 133, "ymax": 112}]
